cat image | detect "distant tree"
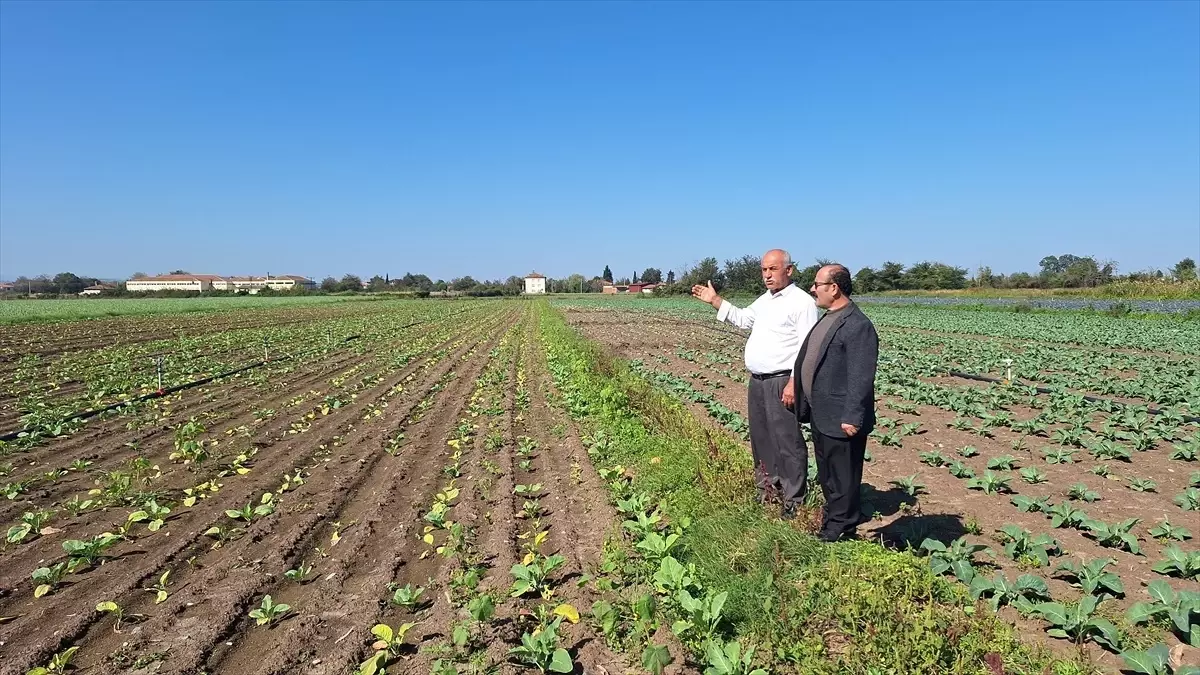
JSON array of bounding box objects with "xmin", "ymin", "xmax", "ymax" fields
[
  {"xmin": 875, "ymin": 262, "xmax": 905, "ymax": 291},
  {"xmin": 450, "ymin": 276, "xmax": 477, "ymax": 291},
  {"xmin": 854, "ymin": 267, "xmax": 879, "ymax": 294},
  {"xmin": 131, "ymin": 272, "xmax": 149, "ymax": 279},
  {"xmin": 52, "ymin": 272, "xmax": 86, "ymax": 294},
  {"xmin": 564, "ymin": 273, "xmax": 586, "ymax": 292},
  {"xmin": 640, "ymin": 268, "xmax": 662, "ymax": 284},
  {"xmin": 792, "ymin": 259, "xmax": 832, "ymax": 291},
  {"xmin": 320, "ymin": 277, "xmax": 338, "ymax": 292},
  {"xmin": 168, "ymin": 270, "xmax": 190, "ymax": 275},
  {"xmin": 602, "ymin": 265, "xmax": 613, "ymax": 283},
  {"xmin": 666, "ymin": 270, "xmax": 675, "ymax": 284},
  {"xmin": 632, "ymin": 271, "xmax": 640, "ymax": 284},
  {"xmin": 504, "ymin": 275, "xmax": 523, "ymax": 294},
  {"xmin": 902, "ymin": 262, "xmax": 968, "ymax": 290},
  {"xmin": 679, "ymin": 257, "xmax": 724, "ymax": 291},
  {"xmin": 336, "ymin": 274, "xmax": 363, "ymax": 292},
  {"xmin": 723, "ymin": 254, "xmax": 766, "ymax": 295},
  {"xmin": 367, "ymin": 275, "xmax": 389, "ymax": 292},
  {"xmin": 1172, "ymin": 257, "xmax": 1197, "ymax": 282},
  {"xmin": 975, "ymin": 266, "xmax": 996, "ymax": 288}
]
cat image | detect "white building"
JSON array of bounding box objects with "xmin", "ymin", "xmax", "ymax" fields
[
  {"xmin": 523, "ymin": 272, "xmax": 546, "ymax": 294},
  {"xmin": 126, "ymin": 275, "xmax": 223, "ymax": 292},
  {"xmin": 210, "ymin": 275, "xmax": 316, "ymax": 293},
  {"xmin": 79, "ymin": 284, "xmax": 114, "ymax": 296}
]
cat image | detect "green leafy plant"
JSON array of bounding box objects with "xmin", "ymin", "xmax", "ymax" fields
[
  {"xmin": 919, "ymin": 451, "xmax": 948, "ymax": 467},
  {"xmin": 1029, "ymin": 594, "xmax": 1122, "ymax": 650},
  {"xmin": 225, "ymin": 492, "xmax": 275, "ymax": 522},
  {"xmin": 1054, "ymin": 558, "xmax": 1124, "ymax": 599},
  {"xmin": 1042, "ymin": 447, "xmax": 1077, "ymax": 465},
  {"xmin": 1176, "ymin": 488, "xmax": 1200, "ymax": 512},
  {"xmin": 25, "ymin": 646, "xmax": 79, "ymax": 675},
  {"xmin": 62, "ymin": 533, "xmax": 120, "ymax": 572},
  {"xmin": 248, "ymin": 594, "xmax": 291, "ymax": 626},
  {"xmin": 388, "ymin": 583, "xmax": 425, "ymax": 611},
  {"xmin": 144, "ymin": 570, "xmax": 171, "ymax": 604},
  {"xmin": 1011, "ymin": 495, "xmax": 1052, "ymax": 513},
  {"xmin": 1152, "ymin": 545, "xmax": 1200, "ymax": 580},
  {"xmin": 1119, "ymin": 642, "xmax": 1200, "ymax": 675},
  {"xmin": 357, "ymin": 622, "xmax": 419, "ymax": 675},
  {"xmin": 987, "ymin": 455, "xmax": 1019, "ymax": 470},
  {"xmin": 1126, "ymin": 580, "xmax": 1199, "ymax": 647},
  {"xmin": 6, "ymin": 508, "xmax": 53, "ymax": 544},
  {"xmin": 966, "ymin": 470, "xmax": 1012, "ymax": 495},
  {"xmin": 1067, "ymin": 483, "xmax": 1101, "ymax": 502},
  {"xmin": 671, "ymin": 589, "xmax": 727, "ymax": 644},
  {"xmin": 511, "ymin": 553, "xmax": 567, "ymax": 598},
  {"xmin": 1149, "ymin": 517, "xmax": 1192, "ymax": 542},
  {"xmin": 508, "ymin": 616, "xmax": 574, "ymax": 673},
  {"xmin": 1046, "ymin": 502, "xmax": 1089, "ymax": 529},
  {"xmin": 947, "ymin": 461, "xmax": 975, "ymax": 479},
  {"xmin": 1082, "ymin": 517, "xmax": 1142, "ymax": 555},
  {"xmin": 920, "ymin": 536, "xmax": 988, "ymax": 583},
  {"xmin": 968, "ymin": 572, "xmax": 1051, "ymax": 612},
  {"xmin": 285, "ymin": 563, "xmax": 313, "ymax": 582},
  {"xmin": 702, "ymin": 638, "xmax": 768, "ymax": 675},
  {"xmin": 1128, "ymin": 478, "xmax": 1158, "ymax": 493},
  {"xmin": 32, "ymin": 562, "xmax": 69, "ymax": 598},
  {"xmin": 129, "ymin": 499, "xmax": 171, "ymax": 532},
  {"xmin": 997, "ymin": 526, "xmax": 1061, "ymax": 567},
  {"xmin": 956, "ymin": 445, "xmax": 979, "ymax": 458},
  {"xmin": 641, "ymin": 644, "xmax": 674, "ymax": 675},
  {"xmin": 1019, "ymin": 467, "xmax": 1049, "ymax": 484}
]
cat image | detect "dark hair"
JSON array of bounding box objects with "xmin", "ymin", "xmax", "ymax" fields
[{"xmin": 828, "ymin": 264, "xmax": 853, "ymax": 297}]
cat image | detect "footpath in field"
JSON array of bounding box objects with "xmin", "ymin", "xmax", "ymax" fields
[{"xmin": 557, "ymin": 298, "xmax": 1200, "ymax": 674}]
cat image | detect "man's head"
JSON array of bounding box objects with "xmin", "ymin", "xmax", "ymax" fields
[
  {"xmin": 761, "ymin": 249, "xmax": 794, "ymax": 292},
  {"xmin": 812, "ymin": 263, "xmax": 852, "ymax": 309}
]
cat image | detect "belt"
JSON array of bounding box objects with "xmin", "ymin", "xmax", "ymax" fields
[{"xmin": 750, "ymin": 370, "xmax": 790, "ymax": 380}]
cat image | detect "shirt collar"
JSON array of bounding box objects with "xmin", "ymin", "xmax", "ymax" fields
[{"xmin": 768, "ymin": 283, "xmax": 796, "ymax": 299}]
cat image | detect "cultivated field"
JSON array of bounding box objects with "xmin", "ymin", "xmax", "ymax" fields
[{"xmin": 1, "ymin": 297, "xmax": 1196, "ymax": 675}]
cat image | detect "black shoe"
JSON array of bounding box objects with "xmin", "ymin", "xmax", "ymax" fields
[
  {"xmin": 819, "ymin": 531, "xmax": 857, "ymax": 543},
  {"xmin": 781, "ymin": 503, "xmax": 798, "ymax": 521}
]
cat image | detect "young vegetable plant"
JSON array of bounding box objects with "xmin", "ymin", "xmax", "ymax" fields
[
  {"xmin": 956, "ymin": 445, "xmax": 979, "ymax": 458},
  {"xmin": 508, "ymin": 616, "xmax": 574, "ymax": 673},
  {"xmin": 889, "ymin": 474, "xmax": 925, "ymax": 497},
  {"xmin": 511, "ymin": 554, "xmax": 567, "ymax": 599},
  {"xmin": 702, "ymin": 639, "xmax": 768, "ymax": 675},
  {"xmin": 285, "ymin": 563, "xmax": 313, "ymax": 582},
  {"xmin": 1046, "ymin": 502, "xmax": 1089, "ymax": 529},
  {"xmin": 129, "ymin": 499, "xmax": 171, "ymax": 532},
  {"xmin": 1011, "ymin": 495, "xmax": 1052, "ymax": 514},
  {"xmin": 1054, "ymin": 558, "xmax": 1124, "ymax": 599},
  {"xmin": 225, "ymin": 493, "xmax": 275, "ymax": 522},
  {"xmin": 1128, "ymin": 478, "xmax": 1158, "ymax": 493},
  {"xmin": 1175, "ymin": 488, "xmax": 1200, "ymax": 512},
  {"xmin": 1029, "ymin": 594, "xmax": 1122, "ymax": 650},
  {"xmin": 1082, "ymin": 518, "xmax": 1142, "ymax": 555},
  {"xmin": 1119, "ymin": 642, "xmax": 1200, "ymax": 675},
  {"xmin": 388, "ymin": 583, "xmax": 425, "ymax": 611},
  {"xmin": 1149, "ymin": 517, "xmax": 1192, "ymax": 542},
  {"xmin": 6, "ymin": 508, "xmax": 53, "ymax": 544},
  {"xmin": 967, "ymin": 471, "xmax": 1012, "ymax": 495},
  {"xmin": 996, "ymin": 526, "xmax": 1061, "ymax": 568},
  {"xmin": 357, "ymin": 622, "xmax": 419, "ymax": 675},
  {"xmin": 1067, "ymin": 483, "xmax": 1101, "ymax": 503},
  {"xmin": 248, "ymin": 594, "xmax": 291, "ymax": 626},
  {"xmin": 672, "ymin": 589, "xmax": 728, "ymax": 645},
  {"xmin": 987, "ymin": 455, "xmax": 1019, "ymax": 471},
  {"xmin": 1020, "ymin": 467, "xmax": 1049, "ymax": 484},
  {"xmin": 1152, "ymin": 545, "xmax": 1200, "ymax": 580},
  {"xmin": 96, "ymin": 600, "xmax": 144, "ymax": 632},
  {"xmin": 1126, "ymin": 580, "xmax": 1199, "ymax": 647},
  {"xmin": 1042, "ymin": 447, "xmax": 1077, "ymax": 465},
  {"xmin": 62, "ymin": 533, "xmax": 120, "ymax": 572},
  {"xmin": 919, "ymin": 451, "xmax": 948, "ymax": 467},
  {"xmin": 947, "ymin": 461, "xmax": 975, "ymax": 480},
  {"xmin": 25, "ymin": 646, "xmax": 79, "ymax": 675},
  {"xmin": 968, "ymin": 572, "xmax": 1051, "ymax": 613},
  {"xmin": 32, "ymin": 562, "xmax": 70, "ymax": 597},
  {"xmin": 144, "ymin": 570, "xmax": 171, "ymax": 604},
  {"xmin": 919, "ymin": 536, "xmax": 988, "ymax": 584}
]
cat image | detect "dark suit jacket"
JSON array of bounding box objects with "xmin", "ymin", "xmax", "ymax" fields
[{"xmin": 793, "ymin": 301, "xmax": 879, "ymax": 438}]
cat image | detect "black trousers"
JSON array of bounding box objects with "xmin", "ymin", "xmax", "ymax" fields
[
  {"xmin": 813, "ymin": 430, "xmax": 867, "ymax": 539},
  {"xmin": 747, "ymin": 374, "xmax": 807, "ymax": 506}
]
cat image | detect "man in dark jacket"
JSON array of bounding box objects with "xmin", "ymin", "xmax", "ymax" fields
[{"xmin": 793, "ymin": 264, "xmax": 879, "ymax": 542}]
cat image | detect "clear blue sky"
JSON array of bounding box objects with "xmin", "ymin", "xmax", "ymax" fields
[{"xmin": 1, "ymin": 0, "xmax": 1197, "ymax": 282}]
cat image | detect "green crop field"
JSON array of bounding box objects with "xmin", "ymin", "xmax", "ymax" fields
[
  {"xmin": 1, "ymin": 296, "xmax": 1196, "ymax": 674},
  {"xmin": 0, "ymin": 295, "xmax": 383, "ymax": 325}
]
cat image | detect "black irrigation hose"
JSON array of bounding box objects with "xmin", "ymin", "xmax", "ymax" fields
[
  {"xmin": 945, "ymin": 370, "xmax": 1200, "ymax": 424},
  {"xmin": 0, "ymin": 335, "xmax": 364, "ymax": 443}
]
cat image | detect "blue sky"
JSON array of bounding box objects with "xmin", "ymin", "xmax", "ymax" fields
[{"xmin": 1, "ymin": 0, "xmax": 1197, "ymax": 282}]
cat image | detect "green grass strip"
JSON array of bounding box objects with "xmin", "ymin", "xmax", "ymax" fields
[{"xmin": 536, "ymin": 302, "xmax": 1096, "ymax": 675}]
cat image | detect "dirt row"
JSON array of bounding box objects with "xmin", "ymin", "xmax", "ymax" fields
[{"xmin": 0, "ymin": 306, "xmax": 517, "ymax": 674}]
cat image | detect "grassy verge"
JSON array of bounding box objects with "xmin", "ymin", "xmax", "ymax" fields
[{"xmin": 535, "ymin": 302, "xmax": 1098, "ymax": 675}]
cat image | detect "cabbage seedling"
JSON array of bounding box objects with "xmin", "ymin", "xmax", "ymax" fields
[
  {"xmin": 249, "ymin": 594, "xmax": 291, "ymax": 626},
  {"xmin": 388, "ymin": 583, "xmax": 424, "ymax": 611},
  {"xmin": 285, "ymin": 563, "xmax": 313, "ymax": 582},
  {"xmin": 6, "ymin": 508, "xmax": 52, "ymax": 544},
  {"xmin": 25, "ymin": 646, "xmax": 79, "ymax": 675},
  {"xmin": 32, "ymin": 562, "xmax": 69, "ymax": 597}
]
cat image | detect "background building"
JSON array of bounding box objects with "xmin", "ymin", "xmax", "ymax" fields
[
  {"xmin": 125, "ymin": 274, "xmax": 224, "ymax": 292},
  {"xmin": 127, "ymin": 274, "xmax": 315, "ymax": 293},
  {"xmin": 523, "ymin": 272, "xmax": 546, "ymax": 294}
]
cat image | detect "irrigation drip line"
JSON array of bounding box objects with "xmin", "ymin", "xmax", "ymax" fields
[
  {"xmin": 1, "ymin": 305, "xmax": 482, "ymax": 443},
  {"xmin": 945, "ymin": 371, "xmax": 1200, "ymax": 424}
]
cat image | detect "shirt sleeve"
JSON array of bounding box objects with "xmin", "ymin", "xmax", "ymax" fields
[{"xmin": 717, "ymin": 299, "xmax": 756, "ymax": 329}]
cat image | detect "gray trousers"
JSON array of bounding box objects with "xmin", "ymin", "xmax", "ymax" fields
[{"xmin": 747, "ymin": 375, "xmax": 808, "ymax": 506}]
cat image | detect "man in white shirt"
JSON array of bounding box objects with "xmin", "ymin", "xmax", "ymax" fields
[{"xmin": 691, "ymin": 249, "xmax": 820, "ymax": 517}]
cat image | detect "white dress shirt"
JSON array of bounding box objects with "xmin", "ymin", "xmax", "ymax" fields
[{"xmin": 716, "ymin": 283, "xmax": 820, "ymax": 376}]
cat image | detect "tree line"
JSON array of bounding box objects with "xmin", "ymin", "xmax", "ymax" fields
[{"xmin": 5, "ymin": 255, "xmax": 1195, "ymax": 299}]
